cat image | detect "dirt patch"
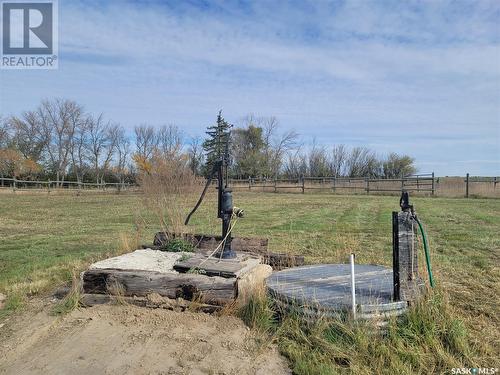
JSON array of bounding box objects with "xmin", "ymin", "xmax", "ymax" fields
[{"xmin": 0, "ymin": 301, "xmax": 290, "ymax": 375}]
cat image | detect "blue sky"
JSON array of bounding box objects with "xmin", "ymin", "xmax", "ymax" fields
[{"xmin": 1, "ymin": 0, "xmax": 499, "ymax": 176}]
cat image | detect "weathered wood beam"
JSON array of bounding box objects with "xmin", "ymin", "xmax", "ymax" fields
[
  {"xmin": 82, "ymin": 269, "xmax": 235, "ymax": 305},
  {"xmin": 79, "ymin": 293, "xmax": 221, "ymax": 313}
]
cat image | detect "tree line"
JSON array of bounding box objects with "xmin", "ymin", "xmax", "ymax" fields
[{"xmin": 0, "ymin": 98, "xmax": 416, "ymax": 183}]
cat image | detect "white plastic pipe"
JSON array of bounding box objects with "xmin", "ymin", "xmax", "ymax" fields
[{"xmin": 350, "ymin": 253, "xmax": 356, "ymax": 319}]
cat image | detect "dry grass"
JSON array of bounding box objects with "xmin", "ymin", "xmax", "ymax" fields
[
  {"xmin": 50, "ymin": 272, "xmax": 81, "ymax": 316},
  {"xmin": 137, "ymin": 152, "xmax": 203, "ymax": 235}
]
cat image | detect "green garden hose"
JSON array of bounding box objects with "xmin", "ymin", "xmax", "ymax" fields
[{"xmin": 415, "ymin": 217, "xmax": 435, "ymax": 288}]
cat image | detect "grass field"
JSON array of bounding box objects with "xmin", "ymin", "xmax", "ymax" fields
[{"xmin": 0, "ymin": 192, "xmax": 499, "ymax": 374}]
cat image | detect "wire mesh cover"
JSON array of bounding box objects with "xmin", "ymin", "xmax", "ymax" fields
[{"xmin": 267, "ymin": 264, "xmax": 396, "ymax": 310}]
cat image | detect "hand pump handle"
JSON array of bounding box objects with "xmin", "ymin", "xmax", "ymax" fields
[{"xmin": 184, "ymin": 162, "xmax": 220, "ymax": 225}]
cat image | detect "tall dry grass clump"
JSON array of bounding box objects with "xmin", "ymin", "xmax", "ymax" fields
[
  {"xmin": 135, "ymin": 149, "xmax": 203, "ymax": 236},
  {"xmin": 235, "ymin": 285, "xmax": 478, "ymax": 375}
]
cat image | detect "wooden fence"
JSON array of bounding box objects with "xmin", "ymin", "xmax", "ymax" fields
[
  {"xmin": 464, "ymin": 173, "xmax": 499, "ymax": 198},
  {"xmin": 230, "ymin": 173, "xmax": 500, "ymax": 198},
  {"xmin": 1, "ymin": 173, "xmax": 498, "ymax": 198},
  {"xmin": 0, "ymin": 177, "xmax": 136, "ymax": 193},
  {"xmin": 229, "ymin": 173, "xmax": 436, "ymax": 196}
]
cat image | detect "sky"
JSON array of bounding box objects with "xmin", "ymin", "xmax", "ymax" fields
[{"xmin": 0, "ymin": 0, "xmax": 499, "ymax": 176}]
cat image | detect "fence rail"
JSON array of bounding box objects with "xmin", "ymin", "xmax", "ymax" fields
[{"xmin": 0, "ymin": 177, "xmax": 137, "ymax": 193}]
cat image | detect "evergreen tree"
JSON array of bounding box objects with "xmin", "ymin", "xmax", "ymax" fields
[{"xmin": 202, "ymin": 111, "xmax": 232, "ymax": 176}]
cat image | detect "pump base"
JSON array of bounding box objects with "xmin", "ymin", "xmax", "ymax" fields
[{"xmin": 218, "ymin": 249, "xmax": 237, "ymax": 259}]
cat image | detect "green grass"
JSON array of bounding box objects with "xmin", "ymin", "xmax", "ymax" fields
[{"xmin": 0, "ymin": 191, "xmax": 499, "ymax": 373}]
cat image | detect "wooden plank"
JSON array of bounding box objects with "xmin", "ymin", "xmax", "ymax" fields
[
  {"xmin": 173, "ymin": 255, "xmax": 260, "ymax": 278},
  {"xmin": 79, "ymin": 293, "xmax": 221, "ymax": 313},
  {"xmin": 82, "ymin": 269, "xmax": 236, "ymax": 305}
]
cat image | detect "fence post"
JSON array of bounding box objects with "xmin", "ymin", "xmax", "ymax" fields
[
  {"xmin": 248, "ymin": 177, "xmax": 251, "ymax": 191},
  {"xmin": 13, "ymin": 177, "xmax": 16, "ymax": 192},
  {"xmin": 365, "ymin": 178, "xmax": 370, "ymax": 195},
  {"xmin": 465, "ymin": 173, "xmax": 469, "ymax": 198},
  {"xmin": 431, "ymin": 172, "xmax": 435, "ymax": 196},
  {"xmin": 301, "ymin": 176, "xmax": 305, "ymax": 194},
  {"xmin": 333, "ymin": 176, "xmax": 336, "ymax": 193},
  {"xmin": 274, "ymin": 178, "xmax": 277, "ymax": 193},
  {"xmin": 401, "ymin": 173, "xmax": 404, "ymax": 192}
]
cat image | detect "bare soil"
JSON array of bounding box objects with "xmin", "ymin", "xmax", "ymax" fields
[{"xmin": 0, "ymin": 300, "xmax": 290, "ymax": 375}]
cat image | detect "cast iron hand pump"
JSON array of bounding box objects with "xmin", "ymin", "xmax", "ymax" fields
[{"xmin": 185, "ymin": 112, "xmax": 243, "ymax": 259}]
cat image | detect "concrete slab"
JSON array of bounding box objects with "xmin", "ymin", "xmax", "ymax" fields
[{"xmin": 89, "ymin": 249, "xmax": 192, "ymax": 273}]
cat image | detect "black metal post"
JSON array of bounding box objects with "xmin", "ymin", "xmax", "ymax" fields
[
  {"xmin": 465, "ymin": 173, "xmax": 469, "ymax": 198},
  {"xmin": 392, "ymin": 211, "xmax": 400, "ymax": 301}
]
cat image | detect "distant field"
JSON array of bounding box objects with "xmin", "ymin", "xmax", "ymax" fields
[{"xmin": 0, "ymin": 192, "xmax": 498, "ymax": 373}]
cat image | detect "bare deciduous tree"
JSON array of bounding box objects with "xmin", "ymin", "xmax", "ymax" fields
[
  {"xmin": 0, "ymin": 116, "xmax": 12, "ymax": 149},
  {"xmin": 283, "ymin": 148, "xmax": 308, "ymax": 178},
  {"xmin": 308, "ymin": 141, "xmax": 330, "ymax": 177},
  {"xmin": 134, "ymin": 124, "xmax": 158, "ymax": 161},
  {"xmin": 9, "ymin": 111, "xmax": 48, "ymax": 164},
  {"xmin": 157, "ymin": 125, "xmax": 183, "ymax": 157},
  {"xmin": 70, "ymin": 116, "xmax": 90, "ymax": 185},
  {"xmin": 263, "ymin": 117, "xmax": 298, "ymax": 178},
  {"xmin": 331, "ymin": 144, "xmax": 348, "ymax": 177},
  {"xmin": 346, "ymin": 147, "xmax": 381, "ymax": 177},
  {"xmin": 39, "ymin": 99, "xmax": 82, "ymax": 184},
  {"xmin": 187, "ymin": 136, "xmax": 204, "ymax": 175},
  {"xmin": 115, "ymin": 127, "xmax": 131, "ymax": 185},
  {"xmin": 87, "ymin": 114, "xmax": 119, "ymax": 184},
  {"xmin": 239, "ymin": 114, "xmax": 298, "ymax": 178}
]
